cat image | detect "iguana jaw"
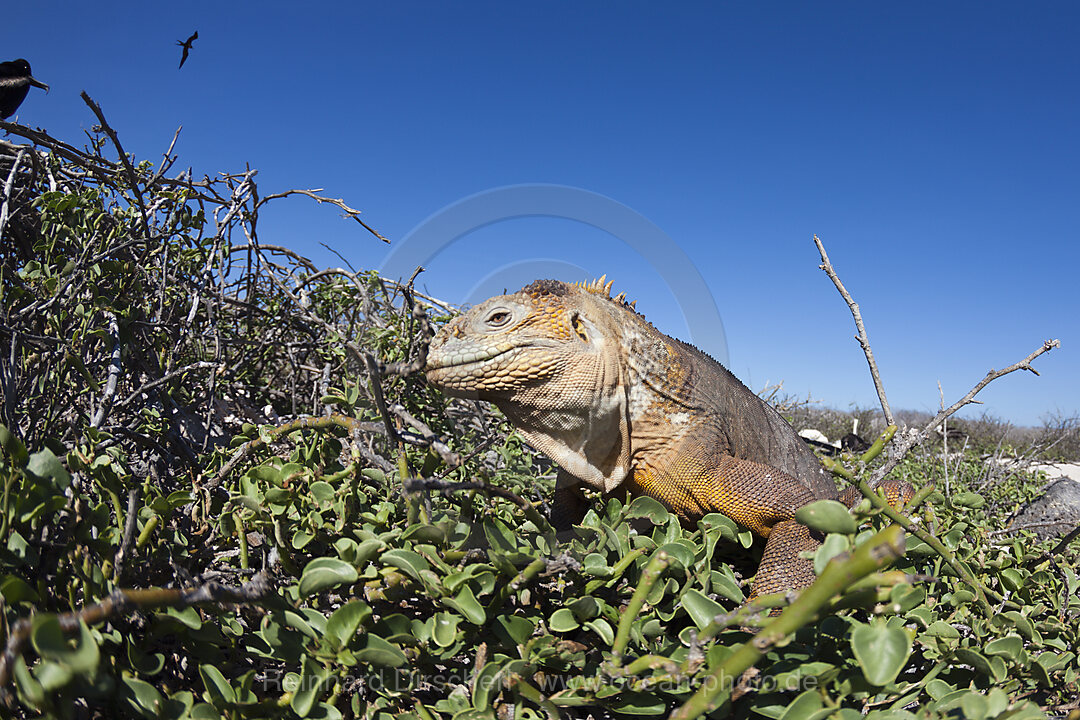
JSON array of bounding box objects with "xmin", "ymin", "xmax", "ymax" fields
[
  {"xmin": 424, "ymin": 340, "xmax": 558, "ymax": 372},
  {"xmin": 425, "ymin": 340, "xmax": 564, "ymax": 395}
]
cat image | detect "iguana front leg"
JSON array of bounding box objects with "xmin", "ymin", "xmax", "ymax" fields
[
  {"xmin": 551, "ymin": 469, "xmax": 593, "ymax": 532},
  {"xmin": 552, "ymin": 453, "xmax": 826, "ymax": 599},
  {"xmin": 624, "ymin": 454, "xmax": 825, "ymax": 600},
  {"xmin": 750, "ymin": 519, "xmax": 818, "ymax": 599}
]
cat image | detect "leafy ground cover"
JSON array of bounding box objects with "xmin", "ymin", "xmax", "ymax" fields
[{"xmin": 0, "ymin": 114, "xmax": 1077, "ymax": 719}]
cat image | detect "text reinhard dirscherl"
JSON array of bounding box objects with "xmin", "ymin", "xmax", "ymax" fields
[{"xmin": 256, "ymin": 667, "xmax": 820, "ymax": 696}]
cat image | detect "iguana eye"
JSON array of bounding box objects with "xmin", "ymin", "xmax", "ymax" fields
[
  {"xmin": 571, "ymin": 313, "xmax": 589, "ymax": 342},
  {"xmin": 485, "ymin": 308, "xmax": 512, "ymax": 327}
]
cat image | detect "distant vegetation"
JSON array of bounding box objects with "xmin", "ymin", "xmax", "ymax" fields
[
  {"xmin": 786, "ymin": 402, "xmax": 1079, "ymax": 465},
  {"xmin": 0, "ymin": 113, "xmax": 1076, "ymax": 719}
]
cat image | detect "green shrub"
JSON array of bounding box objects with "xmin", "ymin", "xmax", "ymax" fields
[{"xmin": 0, "ymin": 116, "xmax": 1076, "ymax": 720}]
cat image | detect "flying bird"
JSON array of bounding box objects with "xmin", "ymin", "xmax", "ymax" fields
[
  {"xmin": 177, "ymin": 31, "xmax": 198, "ymax": 69},
  {"xmin": 0, "ymin": 59, "xmax": 49, "ymax": 120}
]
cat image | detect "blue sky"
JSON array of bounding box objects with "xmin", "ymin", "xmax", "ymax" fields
[{"xmin": 5, "ymin": 3, "xmax": 1077, "ymax": 427}]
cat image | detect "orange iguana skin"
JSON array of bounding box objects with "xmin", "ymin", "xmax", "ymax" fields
[{"xmin": 425, "ymin": 278, "xmax": 860, "ymax": 599}]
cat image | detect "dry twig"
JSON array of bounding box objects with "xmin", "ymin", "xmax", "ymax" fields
[{"xmin": 813, "ymin": 235, "xmax": 894, "ymax": 426}]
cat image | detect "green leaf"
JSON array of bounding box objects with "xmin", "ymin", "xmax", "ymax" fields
[
  {"xmin": 813, "ymin": 532, "xmax": 850, "ymax": 575},
  {"xmin": 951, "ymin": 491, "xmax": 985, "ymax": 508},
  {"xmin": 608, "ymin": 691, "xmax": 667, "ymax": 715},
  {"xmin": 1000, "ymin": 567, "xmax": 1024, "ymax": 593},
  {"xmin": 585, "ymin": 618, "xmax": 615, "ymax": 646},
  {"xmin": 165, "ymin": 606, "xmax": 203, "ymax": 630},
  {"xmin": 300, "ymin": 557, "xmax": 358, "ymax": 596},
  {"xmin": 352, "ymin": 538, "xmax": 386, "ymax": 565},
  {"xmin": 922, "ymin": 621, "xmax": 960, "ymax": 639},
  {"xmin": 26, "ymin": 448, "xmax": 71, "ymax": 488},
  {"xmin": 984, "ymin": 635, "xmax": 1024, "ymax": 662},
  {"xmin": 851, "ymin": 621, "xmax": 912, "ymax": 686},
  {"xmin": 12, "ymin": 656, "xmax": 44, "ymax": 707},
  {"xmin": 494, "ymin": 615, "xmax": 535, "ymax": 646},
  {"xmin": 291, "ymin": 655, "xmax": 330, "ymax": 717},
  {"xmin": 0, "ymin": 424, "xmax": 28, "ymax": 466},
  {"xmin": 199, "ymin": 664, "xmax": 236, "ymax": 707},
  {"xmin": 380, "ymin": 549, "xmax": 431, "ymax": 583},
  {"xmin": 710, "ymin": 572, "xmax": 744, "ymax": 603},
  {"xmin": 795, "ymin": 499, "xmax": 857, "ymax": 535},
  {"xmin": 30, "ymin": 617, "xmax": 99, "ymax": 673},
  {"xmin": 361, "ymin": 468, "xmax": 386, "ymax": 483},
  {"xmin": 654, "ymin": 542, "xmax": 695, "ymax": 572},
  {"xmin": 325, "ymin": 600, "xmax": 372, "ymax": 649},
  {"xmin": 568, "ymin": 596, "xmax": 600, "ymax": 621},
  {"xmin": 625, "ymin": 495, "xmax": 671, "ymax": 524},
  {"xmin": 0, "ymin": 575, "xmax": 40, "ymax": 604},
  {"xmin": 582, "ymin": 553, "xmax": 613, "ymax": 577},
  {"xmin": 769, "ymin": 662, "xmax": 836, "ymax": 693},
  {"xmin": 354, "ymin": 633, "xmax": 406, "ymax": 667},
  {"xmin": 310, "ymin": 481, "xmax": 336, "ymax": 505},
  {"xmin": 432, "ymin": 612, "xmax": 461, "ymax": 648},
  {"xmin": 292, "ymin": 529, "xmax": 315, "ymax": 549},
  {"xmin": 925, "ymin": 678, "xmax": 955, "ymax": 700},
  {"xmin": 778, "ymin": 689, "xmax": 831, "ymax": 720},
  {"xmin": 471, "ymin": 661, "xmax": 503, "ymax": 709},
  {"xmin": 34, "ymin": 660, "xmax": 73, "ymax": 692},
  {"xmin": 445, "ymin": 584, "xmax": 485, "ymax": 625},
  {"xmin": 401, "ymin": 522, "xmax": 447, "ymax": 544},
  {"xmin": 953, "ymin": 648, "xmax": 994, "ymax": 677},
  {"xmin": 682, "ymin": 589, "xmax": 724, "ymax": 630},
  {"xmin": 122, "ymin": 676, "xmax": 165, "ymax": 718},
  {"xmin": 699, "ymin": 512, "xmax": 739, "ymax": 541},
  {"xmin": 549, "ymin": 608, "xmax": 580, "ymax": 632}
]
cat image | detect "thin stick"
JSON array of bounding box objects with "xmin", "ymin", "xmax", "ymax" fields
[
  {"xmin": 0, "ymin": 148, "xmax": 26, "ymax": 239},
  {"xmin": 813, "ymin": 235, "xmax": 894, "ymax": 426},
  {"xmin": 80, "ymin": 93, "xmax": 153, "ymax": 241},
  {"xmin": 257, "ymin": 188, "xmax": 389, "ymax": 243},
  {"xmin": 926, "ymin": 339, "xmax": 1059, "ymax": 429},
  {"xmin": 90, "ymin": 313, "xmax": 122, "ymax": 429},
  {"xmin": 112, "ymin": 488, "xmax": 140, "ymax": 581}
]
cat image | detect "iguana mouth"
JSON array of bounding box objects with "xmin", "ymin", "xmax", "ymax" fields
[
  {"xmin": 426, "ymin": 340, "xmax": 559, "ymax": 371},
  {"xmin": 425, "ymin": 342, "xmax": 521, "ymax": 371}
]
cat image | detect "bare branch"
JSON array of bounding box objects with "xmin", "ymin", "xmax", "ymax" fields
[
  {"xmin": 90, "ymin": 313, "xmax": 122, "ymax": 429},
  {"xmin": 257, "ymin": 187, "xmax": 390, "ymax": 243},
  {"xmin": 813, "ymin": 234, "xmax": 894, "ymax": 426},
  {"xmin": 921, "ymin": 339, "xmax": 1060, "ymax": 435},
  {"xmin": 80, "ymin": 92, "xmax": 153, "ymax": 241},
  {"xmin": 112, "ymin": 488, "xmax": 140, "ymax": 581},
  {"xmin": 867, "ymin": 339, "xmax": 1061, "ymax": 488},
  {"xmin": 0, "ymin": 147, "xmax": 26, "ymax": 238}
]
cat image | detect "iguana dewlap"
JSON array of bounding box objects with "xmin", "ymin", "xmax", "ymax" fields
[{"xmin": 425, "ymin": 277, "xmax": 843, "ymax": 599}]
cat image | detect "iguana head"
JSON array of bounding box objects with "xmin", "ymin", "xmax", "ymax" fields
[{"xmin": 425, "ymin": 277, "xmax": 635, "ymax": 491}]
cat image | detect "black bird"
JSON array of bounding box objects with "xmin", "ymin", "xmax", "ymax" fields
[
  {"xmin": 0, "ymin": 59, "xmax": 49, "ymax": 120},
  {"xmin": 177, "ymin": 31, "xmax": 198, "ymax": 69}
]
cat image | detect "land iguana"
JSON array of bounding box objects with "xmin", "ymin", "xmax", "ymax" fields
[{"xmin": 425, "ymin": 277, "xmax": 894, "ymax": 599}]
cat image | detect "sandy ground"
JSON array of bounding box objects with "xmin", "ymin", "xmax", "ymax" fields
[{"xmin": 1030, "ymin": 462, "xmax": 1080, "ymax": 483}]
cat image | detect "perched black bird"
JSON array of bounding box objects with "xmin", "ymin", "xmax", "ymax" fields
[
  {"xmin": 177, "ymin": 31, "xmax": 198, "ymax": 69},
  {"xmin": 0, "ymin": 59, "xmax": 49, "ymax": 120}
]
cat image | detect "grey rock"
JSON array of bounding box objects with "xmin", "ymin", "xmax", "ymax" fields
[{"xmin": 1009, "ymin": 477, "xmax": 1080, "ymax": 540}]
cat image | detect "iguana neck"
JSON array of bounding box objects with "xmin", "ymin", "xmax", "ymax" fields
[{"xmin": 617, "ymin": 319, "xmax": 727, "ymax": 459}]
